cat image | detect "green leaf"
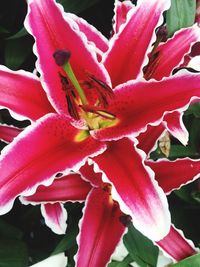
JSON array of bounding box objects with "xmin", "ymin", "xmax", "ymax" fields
[
  {"xmin": 52, "ymin": 227, "xmax": 77, "ymax": 255},
  {"xmin": 185, "ymin": 102, "xmax": 200, "ymax": 117},
  {"xmin": 7, "ymin": 27, "xmax": 28, "ymax": 40},
  {"xmin": 174, "ymin": 183, "xmax": 197, "ymax": 204},
  {"xmin": 5, "ymin": 36, "xmax": 33, "ymax": 70},
  {"xmin": 191, "ymin": 191, "xmax": 200, "ymax": 203},
  {"xmin": 171, "ymin": 253, "xmax": 200, "ymax": 267},
  {"xmin": 189, "ymin": 118, "xmax": 200, "ymax": 152},
  {"xmin": 52, "ymin": 203, "xmax": 83, "ymax": 267},
  {"xmin": 169, "ymin": 145, "xmax": 196, "ymax": 158},
  {"xmin": 0, "ymin": 238, "xmax": 28, "ymax": 267},
  {"xmin": 123, "ymin": 223, "xmax": 159, "ymax": 267},
  {"xmin": 0, "ymin": 218, "xmax": 23, "ymax": 240},
  {"xmin": 57, "ymin": 0, "xmax": 100, "ymax": 13},
  {"xmin": 108, "ymin": 255, "xmax": 133, "ymax": 267},
  {"xmin": 0, "ymin": 26, "xmax": 9, "ymax": 34},
  {"xmin": 166, "ymin": 0, "xmax": 196, "ymax": 36}
]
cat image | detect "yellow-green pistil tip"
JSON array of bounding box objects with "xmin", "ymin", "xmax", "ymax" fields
[{"xmin": 53, "ymin": 49, "xmax": 87, "ymax": 105}]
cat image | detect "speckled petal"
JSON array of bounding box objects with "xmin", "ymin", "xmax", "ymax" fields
[
  {"xmin": 0, "ymin": 113, "xmax": 106, "ymax": 215},
  {"xmin": 92, "ymin": 72, "xmax": 200, "ymax": 141}
]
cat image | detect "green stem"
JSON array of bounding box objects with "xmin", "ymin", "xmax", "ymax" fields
[{"xmin": 63, "ymin": 62, "xmax": 87, "ymax": 105}]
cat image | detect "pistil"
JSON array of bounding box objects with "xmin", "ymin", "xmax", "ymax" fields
[
  {"xmin": 63, "ymin": 62, "xmax": 88, "ymax": 105},
  {"xmin": 53, "ymin": 49, "xmax": 117, "ymax": 130},
  {"xmin": 53, "ymin": 49, "xmax": 87, "ymax": 105}
]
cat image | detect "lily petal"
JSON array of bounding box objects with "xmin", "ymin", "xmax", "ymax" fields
[
  {"xmin": 137, "ymin": 112, "xmax": 188, "ymax": 153},
  {"xmin": 66, "ymin": 13, "xmax": 108, "ymax": 58},
  {"xmin": 92, "ymin": 138, "xmax": 170, "ymax": 241},
  {"xmin": 25, "ymin": 0, "xmax": 110, "ymax": 114},
  {"xmin": 103, "ymin": 0, "xmax": 170, "ymax": 86},
  {"xmin": 79, "ymin": 162, "xmax": 103, "ymax": 187},
  {"xmin": 156, "ymin": 225, "xmax": 197, "ymax": 261},
  {"xmin": 21, "ymin": 173, "xmax": 91, "ymax": 204},
  {"xmin": 113, "ymin": 0, "xmax": 134, "ymax": 34},
  {"xmin": 164, "ymin": 111, "xmax": 189, "ymax": 146},
  {"xmin": 76, "ymin": 187, "xmax": 126, "ymax": 267},
  {"xmin": 41, "ymin": 203, "xmax": 67, "ymax": 235},
  {"xmin": 0, "ymin": 113, "xmax": 106, "ymax": 215},
  {"xmin": 92, "ymin": 72, "xmax": 200, "ymax": 141},
  {"xmin": 0, "ymin": 124, "xmax": 22, "ymax": 143},
  {"xmin": 144, "ymin": 24, "xmax": 200, "ymax": 80},
  {"xmin": 146, "ymin": 158, "xmax": 200, "ymax": 194},
  {"xmin": 0, "ymin": 66, "xmax": 54, "ymax": 121},
  {"xmin": 136, "ymin": 124, "xmax": 165, "ymax": 155}
]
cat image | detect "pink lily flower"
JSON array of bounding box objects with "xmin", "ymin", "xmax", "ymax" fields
[
  {"xmin": 20, "ymin": 159, "xmax": 198, "ymax": 264},
  {"xmin": 0, "ymin": 125, "xmax": 199, "ymax": 263},
  {"xmin": 0, "ymin": 0, "xmax": 200, "ymax": 265}
]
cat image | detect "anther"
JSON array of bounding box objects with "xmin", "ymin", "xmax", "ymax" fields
[
  {"xmin": 53, "ymin": 49, "xmax": 71, "ymax": 66},
  {"xmin": 143, "ymin": 51, "xmax": 160, "ymax": 80},
  {"xmin": 58, "ymin": 72, "xmax": 80, "ymax": 120},
  {"xmin": 102, "ymin": 183, "xmax": 112, "ymax": 194},
  {"xmin": 86, "ymin": 72, "xmax": 114, "ymax": 107},
  {"xmin": 66, "ymin": 94, "xmax": 80, "ymax": 120},
  {"xmin": 88, "ymin": 73, "xmax": 113, "ymax": 96},
  {"xmin": 80, "ymin": 105, "xmax": 116, "ymax": 120}
]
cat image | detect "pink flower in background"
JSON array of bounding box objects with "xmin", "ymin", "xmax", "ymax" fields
[{"xmin": 0, "ymin": 0, "xmax": 200, "ymax": 265}]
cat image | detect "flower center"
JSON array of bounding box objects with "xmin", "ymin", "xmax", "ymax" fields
[{"xmin": 53, "ymin": 49, "xmax": 116, "ymax": 130}]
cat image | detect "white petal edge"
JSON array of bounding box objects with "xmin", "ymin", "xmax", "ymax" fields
[{"xmin": 41, "ymin": 203, "xmax": 67, "ymax": 235}]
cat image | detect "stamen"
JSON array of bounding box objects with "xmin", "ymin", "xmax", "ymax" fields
[
  {"xmin": 98, "ymin": 94, "xmax": 109, "ymax": 108},
  {"xmin": 59, "ymin": 72, "xmax": 80, "ymax": 120},
  {"xmin": 53, "ymin": 50, "xmax": 87, "ymax": 105},
  {"xmin": 59, "ymin": 72, "xmax": 70, "ymax": 90},
  {"xmin": 66, "ymin": 95, "xmax": 80, "ymax": 120},
  {"xmin": 96, "ymin": 110, "xmax": 116, "ymax": 120},
  {"xmin": 102, "ymin": 183, "xmax": 112, "ymax": 194},
  {"xmin": 80, "ymin": 105, "xmax": 116, "ymax": 120},
  {"xmin": 87, "ymin": 72, "xmax": 114, "ymax": 98},
  {"xmin": 143, "ymin": 51, "xmax": 161, "ymax": 80},
  {"xmin": 84, "ymin": 71, "xmax": 114, "ymax": 107}
]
